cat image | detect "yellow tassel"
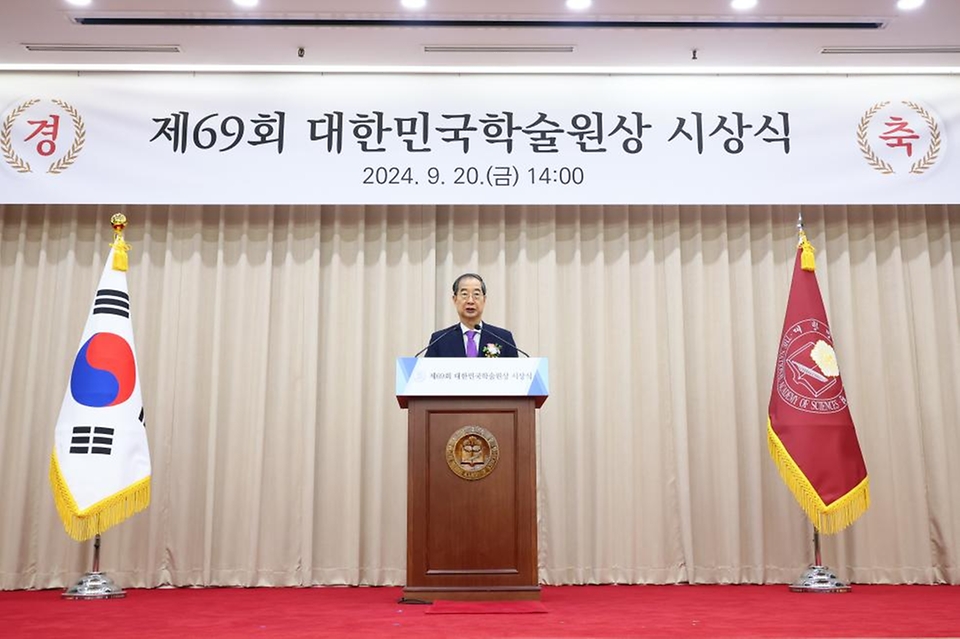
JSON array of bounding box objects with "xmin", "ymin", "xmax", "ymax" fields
[
  {"xmin": 111, "ymin": 242, "xmax": 129, "ymax": 272},
  {"xmin": 767, "ymin": 418, "xmax": 869, "ymax": 534},
  {"xmin": 798, "ymin": 230, "xmax": 816, "ymax": 272},
  {"xmin": 109, "ymin": 212, "xmax": 130, "ymax": 272},
  {"xmin": 49, "ymin": 452, "xmax": 151, "ymax": 541}
]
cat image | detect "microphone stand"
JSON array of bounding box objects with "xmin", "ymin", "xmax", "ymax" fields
[
  {"xmin": 412, "ymin": 324, "xmax": 461, "ymax": 358},
  {"xmin": 479, "ymin": 324, "xmax": 530, "ymax": 357}
]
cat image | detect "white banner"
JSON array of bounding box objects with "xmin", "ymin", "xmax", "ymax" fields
[{"xmin": 1, "ymin": 72, "xmax": 957, "ymax": 205}]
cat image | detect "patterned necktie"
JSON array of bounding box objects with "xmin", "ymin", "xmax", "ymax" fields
[{"xmin": 466, "ymin": 329, "xmax": 478, "ymax": 357}]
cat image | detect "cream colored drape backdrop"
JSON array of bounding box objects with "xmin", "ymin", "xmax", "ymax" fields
[{"xmin": 1, "ymin": 203, "xmax": 957, "ymax": 589}]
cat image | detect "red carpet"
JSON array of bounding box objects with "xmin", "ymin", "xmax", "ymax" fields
[
  {"xmin": 1, "ymin": 584, "xmax": 959, "ymax": 638},
  {"xmin": 426, "ymin": 599, "xmax": 548, "ymax": 614}
]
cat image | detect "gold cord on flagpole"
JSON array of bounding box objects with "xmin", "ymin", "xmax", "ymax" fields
[
  {"xmin": 110, "ymin": 213, "xmax": 130, "ymax": 272},
  {"xmin": 796, "ymin": 212, "xmax": 816, "ymax": 272}
]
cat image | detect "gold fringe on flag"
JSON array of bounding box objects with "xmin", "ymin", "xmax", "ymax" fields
[
  {"xmin": 798, "ymin": 229, "xmax": 816, "ymax": 272},
  {"xmin": 49, "ymin": 452, "xmax": 151, "ymax": 542},
  {"xmin": 110, "ymin": 213, "xmax": 130, "ymax": 272},
  {"xmin": 767, "ymin": 418, "xmax": 869, "ymax": 534}
]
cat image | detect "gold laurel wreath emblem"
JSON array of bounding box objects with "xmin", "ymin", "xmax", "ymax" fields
[
  {"xmin": 1, "ymin": 98, "xmax": 86, "ymax": 175},
  {"xmin": 857, "ymin": 100, "xmax": 942, "ymax": 176},
  {"xmin": 47, "ymin": 99, "xmax": 86, "ymax": 175},
  {"xmin": 1, "ymin": 99, "xmax": 40, "ymax": 173}
]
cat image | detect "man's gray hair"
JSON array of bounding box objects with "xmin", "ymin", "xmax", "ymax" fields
[{"xmin": 452, "ymin": 273, "xmax": 486, "ymax": 295}]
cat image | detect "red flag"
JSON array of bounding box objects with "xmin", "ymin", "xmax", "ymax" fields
[{"xmin": 767, "ymin": 230, "xmax": 869, "ymax": 534}]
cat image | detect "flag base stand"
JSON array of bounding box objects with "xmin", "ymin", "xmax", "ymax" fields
[
  {"xmin": 789, "ymin": 528, "xmax": 851, "ymax": 593},
  {"xmin": 789, "ymin": 565, "xmax": 851, "ymax": 593},
  {"xmin": 62, "ymin": 571, "xmax": 126, "ymax": 599},
  {"xmin": 61, "ymin": 534, "xmax": 126, "ymax": 599}
]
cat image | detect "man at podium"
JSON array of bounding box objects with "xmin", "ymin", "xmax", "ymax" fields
[{"xmin": 425, "ymin": 273, "xmax": 519, "ymax": 358}]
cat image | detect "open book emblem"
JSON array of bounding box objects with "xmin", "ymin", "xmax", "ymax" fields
[
  {"xmin": 445, "ymin": 426, "xmax": 500, "ymax": 481},
  {"xmin": 786, "ymin": 340, "xmax": 838, "ymax": 398}
]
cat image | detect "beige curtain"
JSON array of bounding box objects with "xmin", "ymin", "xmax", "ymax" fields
[{"xmin": 0, "ymin": 203, "xmax": 957, "ymax": 589}]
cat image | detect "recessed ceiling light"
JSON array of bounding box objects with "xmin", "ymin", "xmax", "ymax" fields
[
  {"xmin": 233, "ymin": 0, "xmax": 259, "ymax": 8},
  {"xmin": 65, "ymin": 0, "xmax": 92, "ymax": 7},
  {"xmin": 731, "ymin": 0, "xmax": 758, "ymax": 10},
  {"xmin": 401, "ymin": 0, "xmax": 427, "ymax": 9},
  {"xmin": 566, "ymin": 0, "xmax": 592, "ymax": 10},
  {"xmin": 897, "ymin": 0, "xmax": 925, "ymax": 9}
]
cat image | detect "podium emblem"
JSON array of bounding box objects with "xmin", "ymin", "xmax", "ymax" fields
[{"xmin": 445, "ymin": 426, "xmax": 500, "ymax": 480}]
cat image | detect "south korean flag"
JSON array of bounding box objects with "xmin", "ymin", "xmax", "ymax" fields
[{"xmin": 50, "ymin": 246, "xmax": 151, "ymax": 541}]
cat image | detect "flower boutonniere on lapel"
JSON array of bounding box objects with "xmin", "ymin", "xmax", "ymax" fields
[{"xmin": 482, "ymin": 343, "xmax": 502, "ymax": 358}]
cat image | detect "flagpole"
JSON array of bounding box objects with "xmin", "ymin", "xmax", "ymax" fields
[
  {"xmin": 59, "ymin": 212, "xmax": 141, "ymax": 601},
  {"xmin": 783, "ymin": 214, "xmax": 851, "ymax": 593},
  {"xmin": 62, "ymin": 534, "xmax": 126, "ymax": 599},
  {"xmin": 768, "ymin": 211, "xmax": 866, "ymax": 592},
  {"xmin": 814, "ymin": 527, "xmax": 822, "ymax": 567}
]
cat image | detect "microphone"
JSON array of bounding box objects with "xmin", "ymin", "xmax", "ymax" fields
[
  {"xmin": 477, "ymin": 324, "xmax": 530, "ymax": 358},
  {"xmin": 412, "ymin": 324, "xmax": 461, "ymax": 358}
]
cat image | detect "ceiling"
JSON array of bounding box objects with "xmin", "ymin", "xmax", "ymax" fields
[{"xmin": 2, "ymin": 0, "xmax": 960, "ymax": 71}]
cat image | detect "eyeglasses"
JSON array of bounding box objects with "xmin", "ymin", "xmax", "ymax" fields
[{"xmin": 457, "ymin": 291, "xmax": 485, "ymax": 300}]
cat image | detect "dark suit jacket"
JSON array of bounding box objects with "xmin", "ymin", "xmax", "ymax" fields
[{"xmin": 424, "ymin": 323, "xmax": 519, "ymax": 358}]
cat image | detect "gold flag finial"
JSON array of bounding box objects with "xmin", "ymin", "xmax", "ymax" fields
[
  {"xmin": 796, "ymin": 212, "xmax": 816, "ymax": 272},
  {"xmin": 110, "ymin": 213, "xmax": 131, "ymax": 271}
]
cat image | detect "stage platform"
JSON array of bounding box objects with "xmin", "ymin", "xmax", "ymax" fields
[{"xmin": 2, "ymin": 583, "xmax": 958, "ymax": 638}]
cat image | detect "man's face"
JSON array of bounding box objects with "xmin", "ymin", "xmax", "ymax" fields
[{"xmin": 453, "ymin": 277, "xmax": 486, "ymax": 327}]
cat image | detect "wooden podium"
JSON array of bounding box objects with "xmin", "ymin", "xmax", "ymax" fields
[{"xmin": 396, "ymin": 357, "xmax": 549, "ymax": 601}]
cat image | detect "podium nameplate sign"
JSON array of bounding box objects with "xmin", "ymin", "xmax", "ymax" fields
[{"xmin": 396, "ymin": 357, "xmax": 549, "ymax": 408}]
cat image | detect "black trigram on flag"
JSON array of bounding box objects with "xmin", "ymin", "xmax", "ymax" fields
[
  {"xmin": 69, "ymin": 426, "xmax": 115, "ymax": 455},
  {"xmin": 93, "ymin": 288, "xmax": 130, "ymax": 318}
]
